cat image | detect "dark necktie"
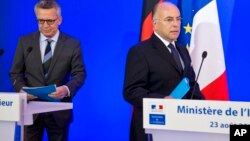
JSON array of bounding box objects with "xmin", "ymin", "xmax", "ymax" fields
[
  {"xmin": 168, "ymin": 43, "xmax": 182, "ymax": 71},
  {"xmin": 43, "ymin": 39, "xmax": 52, "ymax": 77}
]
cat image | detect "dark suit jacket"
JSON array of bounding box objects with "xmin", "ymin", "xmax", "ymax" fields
[
  {"xmin": 10, "ymin": 31, "xmax": 86, "ymax": 127},
  {"xmin": 123, "ymin": 34, "xmax": 204, "ymax": 141}
]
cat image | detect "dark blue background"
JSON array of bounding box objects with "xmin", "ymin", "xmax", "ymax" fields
[{"xmin": 0, "ymin": 0, "xmax": 249, "ymax": 140}]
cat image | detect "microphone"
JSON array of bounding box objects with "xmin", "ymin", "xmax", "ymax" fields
[
  {"xmin": 0, "ymin": 49, "xmax": 4, "ymax": 56},
  {"xmin": 190, "ymin": 51, "xmax": 207, "ymax": 99},
  {"xmin": 13, "ymin": 47, "xmax": 33, "ymax": 87}
]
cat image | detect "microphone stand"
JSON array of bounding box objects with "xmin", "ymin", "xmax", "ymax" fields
[{"xmin": 190, "ymin": 51, "xmax": 207, "ymax": 99}]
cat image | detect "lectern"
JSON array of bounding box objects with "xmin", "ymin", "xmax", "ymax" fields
[
  {"xmin": 143, "ymin": 98, "xmax": 250, "ymax": 141},
  {"xmin": 0, "ymin": 93, "xmax": 73, "ymax": 141}
]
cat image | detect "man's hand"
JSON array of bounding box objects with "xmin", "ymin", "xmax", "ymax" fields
[
  {"xmin": 49, "ymin": 86, "xmax": 68, "ymax": 99},
  {"xmin": 19, "ymin": 89, "xmax": 38, "ymax": 100},
  {"xmin": 164, "ymin": 96, "xmax": 173, "ymax": 99}
]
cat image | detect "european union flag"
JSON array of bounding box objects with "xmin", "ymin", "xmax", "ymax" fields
[{"xmin": 177, "ymin": 0, "xmax": 212, "ymax": 49}]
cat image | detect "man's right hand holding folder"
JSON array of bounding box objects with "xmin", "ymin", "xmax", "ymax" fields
[
  {"xmin": 48, "ymin": 86, "xmax": 70, "ymax": 99},
  {"xmin": 164, "ymin": 77, "xmax": 190, "ymax": 99}
]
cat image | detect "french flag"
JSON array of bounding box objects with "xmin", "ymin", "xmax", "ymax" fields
[
  {"xmin": 178, "ymin": 0, "xmax": 229, "ymax": 100},
  {"xmin": 151, "ymin": 105, "xmax": 164, "ymax": 110}
]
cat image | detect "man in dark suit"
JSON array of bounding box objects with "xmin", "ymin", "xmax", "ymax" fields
[
  {"xmin": 123, "ymin": 2, "xmax": 205, "ymax": 141},
  {"xmin": 9, "ymin": 0, "xmax": 86, "ymax": 141}
]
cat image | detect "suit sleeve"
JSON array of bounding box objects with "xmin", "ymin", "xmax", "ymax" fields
[
  {"xmin": 123, "ymin": 47, "xmax": 165, "ymax": 108},
  {"xmin": 9, "ymin": 38, "xmax": 27, "ymax": 92},
  {"xmin": 65, "ymin": 42, "xmax": 86, "ymax": 97}
]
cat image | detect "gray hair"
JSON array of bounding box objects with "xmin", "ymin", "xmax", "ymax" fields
[{"xmin": 34, "ymin": 0, "xmax": 61, "ymax": 16}]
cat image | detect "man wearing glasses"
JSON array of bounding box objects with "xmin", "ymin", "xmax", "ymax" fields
[
  {"xmin": 10, "ymin": 0, "xmax": 86, "ymax": 141},
  {"xmin": 123, "ymin": 2, "xmax": 204, "ymax": 141}
]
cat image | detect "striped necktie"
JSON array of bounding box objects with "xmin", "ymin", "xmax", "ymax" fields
[
  {"xmin": 43, "ymin": 39, "xmax": 52, "ymax": 77},
  {"xmin": 168, "ymin": 43, "xmax": 182, "ymax": 71}
]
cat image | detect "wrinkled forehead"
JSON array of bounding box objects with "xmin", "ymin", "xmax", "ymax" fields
[
  {"xmin": 36, "ymin": 8, "xmax": 59, "ymax": 19},
  {"xmin": 155, "ymin": 3, "xmax": 180, "ymax": 18}
]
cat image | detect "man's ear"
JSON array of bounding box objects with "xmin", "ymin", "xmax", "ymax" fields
[{"xmin": 58, "ymin": 16, "xmax": 62, "ymax": 25}]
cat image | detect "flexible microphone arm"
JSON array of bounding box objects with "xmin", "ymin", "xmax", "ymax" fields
[
  {"xmin": 12, "ymin": 47, "xmax": 33, "ymax": 87},
  {"xmin": 190, "ymin": 51, "xmax": 207, "ymax": 99}
]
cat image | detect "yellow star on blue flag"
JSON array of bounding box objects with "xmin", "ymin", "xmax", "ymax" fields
[
  {"xmin": 177, "ymin": 0, "xmax": 212, "ymax": 49},
  {"xmin": 184, "ymin": 23, "xmax": 192, "ymax": 34}
]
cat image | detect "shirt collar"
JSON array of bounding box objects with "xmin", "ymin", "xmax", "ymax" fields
[
  {"xmin": 40, "ymin": 30, "xmax": 60, "ymax": 42},
  {"xmin": 154, "ymin": 32, "xmax": 176, "ymax": 47}
]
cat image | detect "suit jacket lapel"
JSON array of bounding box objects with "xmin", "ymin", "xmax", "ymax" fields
[
  {"xmin": 175, "ymin": 42, "xmax": 189, "ymax": 73},
  {"xmin": 32, "ymin": 32, "xmax": 45, "ymax": 79},
  {"xmin": 47, "ymin": 33, "xmax": 66, "ymax": 77},
  {"xmin": 151, "ymin": 35, "xmax": 182, "ymax": 74}
]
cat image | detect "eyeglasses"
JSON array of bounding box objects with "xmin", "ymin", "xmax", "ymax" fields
[
  {"xmin": 155, "ymin": 17, "xmax": 182, "ymax": 24},
  {"xmin": 37, "ymin": 18, "xmax": 57, "ymax": 25}
]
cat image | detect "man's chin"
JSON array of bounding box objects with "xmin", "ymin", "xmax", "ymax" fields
[
  {"xmin": 42, "ymin": 32, "xmax": 53, "ymax": 38},
  {"xmin": 170, "ymin": 35, "xmax": 179, "ymax": 41}
]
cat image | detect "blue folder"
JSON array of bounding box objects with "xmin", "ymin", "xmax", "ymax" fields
[
  {"xmin": 22, "ymin": 84, "xmax": 60, "ymax": 102},
  {"xmin": 169, "ymin": 77, "xmax": 190, "ymax": 99}
]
